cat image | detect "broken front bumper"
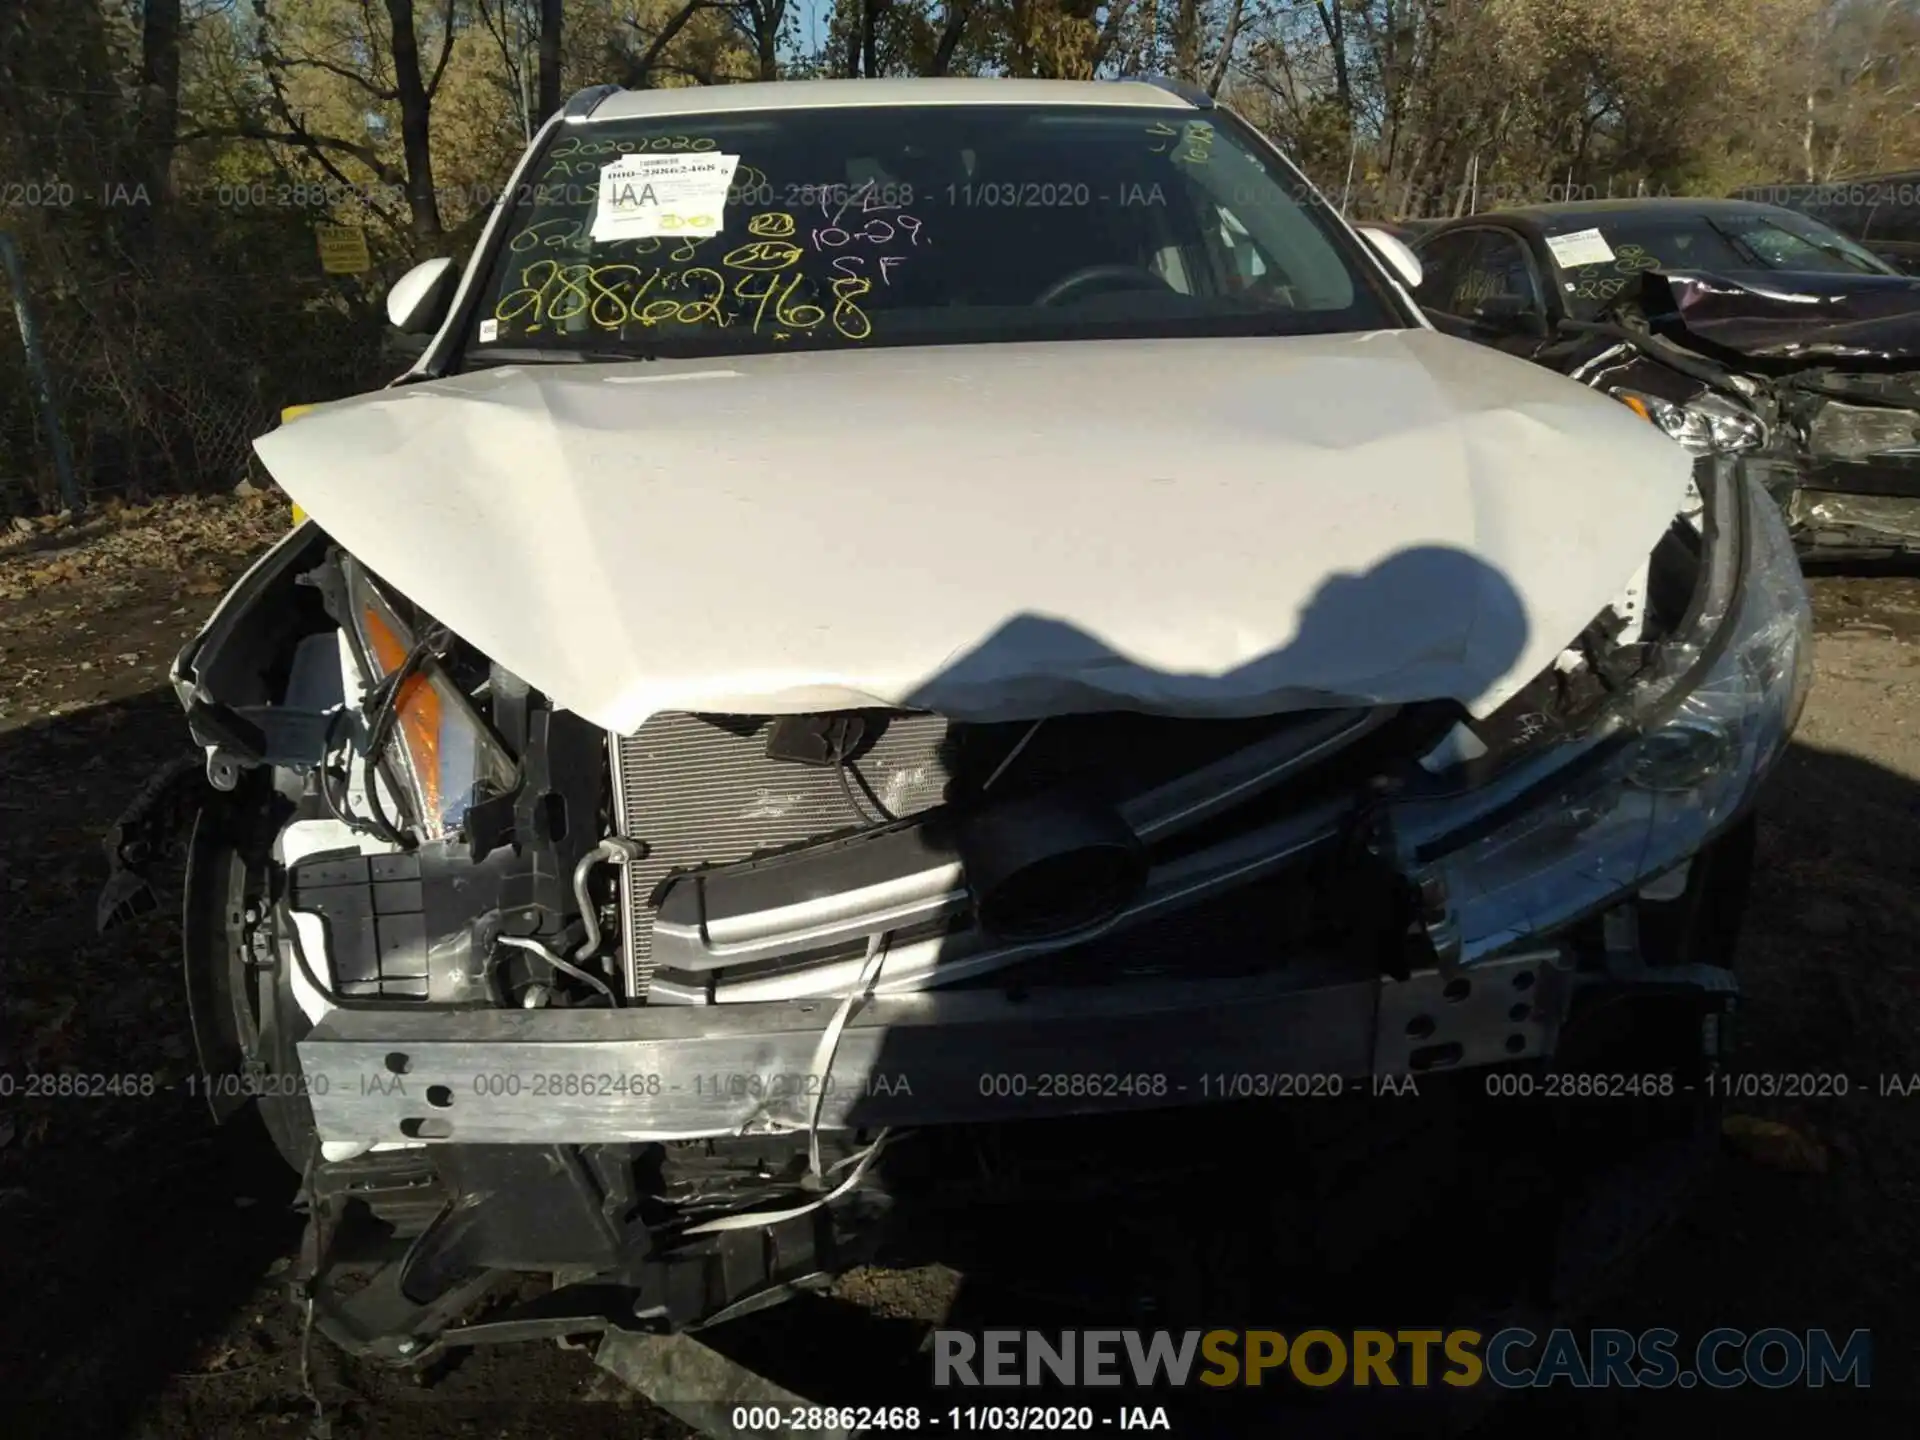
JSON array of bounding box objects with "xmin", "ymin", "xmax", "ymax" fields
[
  {"xmin": 302, "ymin": 948, "xmax": 1570, "ymax": 1145},
  {"xmin": 297, "ymin": 461, "xmax": 1808, "ymax": 1150}
]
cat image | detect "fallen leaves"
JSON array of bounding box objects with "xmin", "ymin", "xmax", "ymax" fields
[
  {"xmin": 0, "ymin": 505, "xmax": 267, "ymax": 727},
  {"xmin": 0, "ymin": 1112, "xmax": 53, "ymax": 1151},
  {"xmin": 0, "ymin": 492, "xmax": 284, "ymax": 602},
  {"xmin": 1722, "ymin": 1113, "xmax": 1830, "ymax": 1174},
  {"xmin": 18, "ymin": 997, "xmax": 78, "ymax": 1065}
]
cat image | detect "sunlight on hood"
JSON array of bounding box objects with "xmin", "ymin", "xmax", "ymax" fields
[{"xmin": 254, "ymin": 331, "xmax": 1691, "ymax": 734}]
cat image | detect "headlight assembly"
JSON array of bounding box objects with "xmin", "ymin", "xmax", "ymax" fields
[
  {"xmin": 1613, "ymin": 387, "xmax": 1767, "ymax": 455},
  {"xmin": 340, "ymin": 557, "xmax": 518, "ymax": 843},
  {"xmin": 1397, "ymin": 455, "xmax": 1811, "ymax": 962},
  {"xmin": 1624, "ymin": 718, "xmax": 1732, "ymax": 792}
]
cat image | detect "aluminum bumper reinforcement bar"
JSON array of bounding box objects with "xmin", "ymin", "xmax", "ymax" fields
[{"xmin": 301, "ymin": 948, "xmax": 1572, "ymax": 1147}]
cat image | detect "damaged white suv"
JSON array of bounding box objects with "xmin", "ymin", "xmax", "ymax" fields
[{"xmin": 103, "ymin": 78, "xmax": 1811, "ymax": 1360}]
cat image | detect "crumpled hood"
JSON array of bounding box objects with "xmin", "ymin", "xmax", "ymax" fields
[
  {"xmin": 254, "ymin": 332, "xmax": 1690, "ymax": 735},
  {"xmin": 1646, "ymin": 269, "xmax": 1920, "ymax": 369}
]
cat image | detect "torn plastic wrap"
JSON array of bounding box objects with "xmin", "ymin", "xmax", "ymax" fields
[
  {"xmin": 1643, "ymin": 269, "xmax": 1920, "ymax": 367},
  {"xmin": 1786, "ymin": 488, "xmax": 1920, "ymax": 550},
  {"xmin": 1415, "ymin": 457, "xmax": 1811, "ymax": 962},
  {"xmin": 1804, "ymin": 397, "xmax": 1920, "ymax": 458}
]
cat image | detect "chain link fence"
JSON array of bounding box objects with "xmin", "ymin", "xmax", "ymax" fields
[{"xmin": 0, "ymin": 219, "xmax": 397, "ymax": 519}]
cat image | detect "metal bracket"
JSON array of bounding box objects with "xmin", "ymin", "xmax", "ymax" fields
[{"xmin": 1373, "ymin": 948, "xmax": 1572, "ymax": 1075}]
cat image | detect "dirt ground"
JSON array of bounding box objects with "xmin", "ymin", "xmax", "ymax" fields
[{"xmin": 0, "ymin": 498, "xmax": 1915, "ymax": 1439}]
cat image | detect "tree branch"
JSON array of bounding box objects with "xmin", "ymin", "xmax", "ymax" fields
[
  {"xmin": 926, "ymin": 0, "xmax": 973, "ymax": 76},
  {"xmin": 1090, "ymin": 0, "xmax": 1134, "ymax": 72},
  {"xmin": 278, "ymin": 50, "xmax": 400, "ymax": 100},
  {"xmin": 1206, "ymin": 0, "xmax": 1247, "ymax": 97},
  {"xmin": 426, "ymin": 0, "xmax": 459, "ymax": 98},
  {"xmin": 173, "ymin": 122, "xmax": 397, "ymax": 181},
  {"xmin": 622, "ymin": 0, "xmax": 710, "ymax": 87}
]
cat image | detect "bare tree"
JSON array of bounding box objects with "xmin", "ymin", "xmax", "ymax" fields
[
  {"xmin": 926, "ymin": 0, "xmax": 976, "ymax": 75},
  {"xmin": 1205, "ymin": 0, "xmax": 1247, "ymax": 96},
  {"xmin": 228, "ymin": 0, "xmax": 462, "ymax": 242},
  {"xmin": 474, "ymin": 0, "xmax": 537, "ymax": 138},
  {"xmin": 538, "ymin": 0, "xmax": 564, "ymax": 119},
  {"xmin": 138, "ymin": 0, "xmax": 186, "ymax": 207},
  {"xmin": 727, "ymin": 0, "xmax": 789, "ymax": 80},
  {"xmin": 617, "ymin": 0, "xmax": 716, "ymax": 86}
]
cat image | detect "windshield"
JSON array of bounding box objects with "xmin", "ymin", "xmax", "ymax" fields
[
  {"xmin": 1551, "ymin": 208, "xmax": 1900, "ymax": 315},
  {"xmin": 464, "ymin": 103, "xmax": 1404, "ymax": 363}
]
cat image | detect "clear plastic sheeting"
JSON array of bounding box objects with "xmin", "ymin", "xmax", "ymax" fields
[
  {"xmin": 1806, "ymin": 400, "xmax": 1920, "ymax": 460},
  {"xmin": 1788, "ymin": 488, "xmax": 1920, "ymax": 550},
  {"xmin": 1432, "ymin": 461, "xmax": 1811, "ymax": 963}
]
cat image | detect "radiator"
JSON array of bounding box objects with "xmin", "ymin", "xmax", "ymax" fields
[{"xmin": 611, "ymin": 711, "xmax": 954, "ymax": 997}]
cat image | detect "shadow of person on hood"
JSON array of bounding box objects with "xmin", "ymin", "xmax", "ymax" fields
[{"xmin": 898, "ymin": 544, "xmax": 1534, "ymax": 723}]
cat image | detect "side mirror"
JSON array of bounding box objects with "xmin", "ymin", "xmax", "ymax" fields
[
  {"xmin": 1356, "ymin": 226, "xmax": 1423, "ymax": 291},
  {"xmin": 386, "ymin": 257, "xmax": 458, "ymax": 334}
]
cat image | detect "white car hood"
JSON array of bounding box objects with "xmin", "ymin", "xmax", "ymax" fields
[{"xmin": 254, "ymin": 332, "xmax": 1691, "ymax": 735}]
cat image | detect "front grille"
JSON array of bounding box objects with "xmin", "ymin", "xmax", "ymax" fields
[
  {"xmin": 611, "ymin": 705, "xmax": 1418, "ymax": 1000},
  {"xmin": 613, "ymin": 712, "xmax": 954, "ymax": 996}
]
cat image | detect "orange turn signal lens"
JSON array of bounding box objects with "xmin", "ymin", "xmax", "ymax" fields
[
  {"xmin": 1617, "ymin": 393, "xmax": 1653, "ymax": 422},
  {"xmin": 342, "ymin": 559, "xmax": 516, "ymax": 841},
  {"xmin": 357, "ymin": 597, "xmax": 448, "ymax": 828}
]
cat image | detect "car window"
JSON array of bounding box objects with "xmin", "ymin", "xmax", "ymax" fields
[
  {"xmin": 1735, "ymin": 216, "xmax": 1880, "ymax": 270},
  {"xmin": 464, "ymin": 104, "xmax": 1405, "ymax": 362},
  {"xmin": 1414, "ymin": 229, "xmax": 1540, "ymax": 318},
  {"xmin": 1212, "ymin": 202, "xmax": 1269, "ymax": 287},
  {"xmin": 1411, "ymin": 231, "xmax": 1479, "ymax": 312},
  {"xmin": 1549, "ymin": 208, "xmax": 1901, "ymax": 316},
  {"xmin": 1450, "ymin": 230, "xmax": 1542, "ymax": 315},
  {"xmin": 1861, "ymin": 186, "xmax": 1920, "ymax": 244}
]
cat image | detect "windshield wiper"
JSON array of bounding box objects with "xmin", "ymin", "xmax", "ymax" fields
[{"xmin": 1701, "ymin": 217, "xmax": 1775, "ymax": 269}]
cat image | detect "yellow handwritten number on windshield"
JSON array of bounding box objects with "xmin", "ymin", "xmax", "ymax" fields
[
  {"xmin": 722, "ymin": 239, "xmax": 804, "ymax": 271},
  {"xmin": 830, "ymin": 276, "xmax": 872, "ymax": 340},
  {"xmin": 494, "ymin": 257, "xmax": 870, "ymax": 338}
]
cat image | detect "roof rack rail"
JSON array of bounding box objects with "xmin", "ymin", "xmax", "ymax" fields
[
  {"xmin": 1140, "ymin": 75, "xmax": 1213, "ymax": 109},
  {"xmin": 563, "ymin": 83, "xmax": 622, "ymax": 120}
]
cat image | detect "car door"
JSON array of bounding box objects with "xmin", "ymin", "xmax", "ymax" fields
[
  {"xmin": 1417, "ymin": 226, "xmax": 1553, "ymax": 355},
  {"xmin": 1856, "ymin": 180, "xmax": 1920, "ymax": 275},
  {"xmin": 1410, "ymin": 229, "xmax": 1479, "ymax": 323}
]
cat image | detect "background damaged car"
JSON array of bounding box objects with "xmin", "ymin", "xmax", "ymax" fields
[
  {"xmin": 1411, "ymin": 197, "xmax": 1920, "ymax": 558},
  {"xmin": 99, "ymin": 79, "xmax": 1813, "ymax": 1364}
]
